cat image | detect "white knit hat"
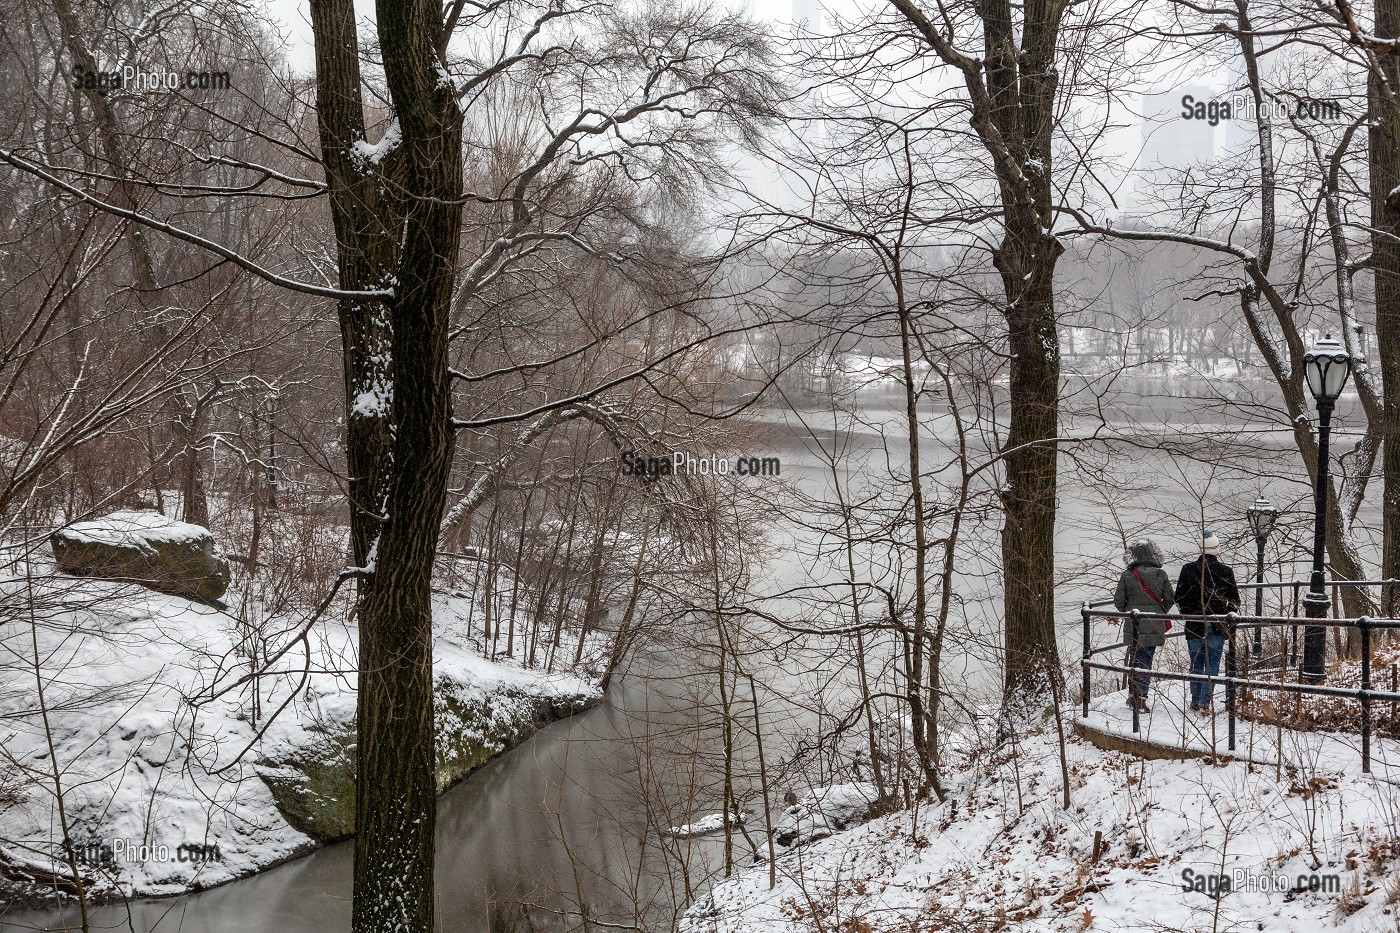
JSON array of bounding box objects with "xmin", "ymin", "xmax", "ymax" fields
[{"xmin": 1202, "ymin": 530, "xmax": 1220, "ymax": 554}]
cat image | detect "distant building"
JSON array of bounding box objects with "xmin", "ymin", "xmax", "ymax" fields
[
  {"xmin": 1221, "ymin": 55, "xmax": 1256, "ymax": 155},
  {"xmin": 792, "ymin": 0, "xmax": 821, "ymax": 33},
  {"xmin": 1141, "ymin": 84, "xmax": 1218, "ymax": 170},
  {"xmin": 1126, "ymin": 83, "xmax": 1219, "ymax": 214}
]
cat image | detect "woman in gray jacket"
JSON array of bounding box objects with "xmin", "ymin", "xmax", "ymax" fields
[{"xmin": 1114, "ymin": 540, "xmax": 1176, "ymax": 712}]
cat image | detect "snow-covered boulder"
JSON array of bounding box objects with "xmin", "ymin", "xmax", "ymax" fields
[
  {"xmin": 50, "ymin": 510, "xmax": 231, "ymax": 604},
  {"xmin": 0, "ymin": 583, "xmax": 601, "ymax": 906},
  {"xmin": 773, "ymin": 782, "xmax": 880, "ymax": 848}
]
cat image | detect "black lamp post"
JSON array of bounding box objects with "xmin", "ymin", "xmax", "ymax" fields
[
  {"xmin": 264, "ymin": 390, "xmax": 280, "ymax": 511},
  {"xmin": 1246, "ymin": 495, "xmax": 1277, "ymax": 660},
  {"xmin": 1300, "ymin": 335, "xmax": 1352, "ymax": 684}
]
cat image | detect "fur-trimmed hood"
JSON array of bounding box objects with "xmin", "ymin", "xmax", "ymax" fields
[{"xmin": 1128, "ymin": 540, "xmax": 1164, "ymax": 569}]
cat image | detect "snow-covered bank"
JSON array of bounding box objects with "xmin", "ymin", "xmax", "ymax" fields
[
  {"xmin": 682, "ymin": 705, "xmax": 1400, "ymax": 933},
  {"xmin": 0, "ymin": 574, "xmax": 599, "ymax": 906}
]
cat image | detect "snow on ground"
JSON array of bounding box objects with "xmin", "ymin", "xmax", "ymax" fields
[
  {"xmin": 1082, "ymin": 681, "xmax": 1400, "ymax": 781},
  {"xmin": 670, "ymin": 811, "xmax": 749, "ymax": 838},
  {"xmin": 0, "ymin": 571, "xmax": 598, "ymax": 903},
  {"xmin": 682, "ymin": 688, "xmax": 1400, "ymax": 933}
]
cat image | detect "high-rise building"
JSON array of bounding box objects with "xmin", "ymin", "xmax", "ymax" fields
[
  {"xmin": 1221, "ymin": 54, "xmax": 1257, "ymax": 155},
  {"xmin": 792, "ymin": 0, "xmax": 821, "ymax": 32},
  {"xmin": 1126, "ymin": 83, "xmax": 1220, "ymax": 213},
  {"xmin": 1141, "ymin": 84, "xmax": 1218, "ymax": 170}
]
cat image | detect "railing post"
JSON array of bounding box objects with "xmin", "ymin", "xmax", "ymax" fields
[
  {"xmin": 1391, "ymin": 663, "xmax": 1397, "ymax": 722},
  {"xmin": 1226, "ymin": 614, "xmax": 1237, "ymax": 752},
  {"xmin": 1360, "ymin": 616, "xmax": 1372, "ymax": 775},
  {"xmin": 1290, "ymin": 582, "xmax": 1302, "ymax": 668},
  {"xmin": 1128, "ymin": 611, "xmax": 1141, "ymax": 734},
  {"xmin": 1082, "ymin": 603, "xmax": 1091, "ymax": 719}
]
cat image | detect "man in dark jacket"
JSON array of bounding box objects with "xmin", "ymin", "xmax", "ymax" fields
[
  {"xmin": 1175, "ymin": 530, "xmax": 1240, "ymax": 714},
  {"xmin": 1114, "ymin": 540, "xmax": 1175, "ymax": 712}
]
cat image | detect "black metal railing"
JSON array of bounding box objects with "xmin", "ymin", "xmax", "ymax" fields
[{"xmin": 1079, "ymin": 579, "xmax": 1400, "ymax": 773}]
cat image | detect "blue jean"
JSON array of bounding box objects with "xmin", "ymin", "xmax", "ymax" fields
[
  {"xmin": 1128, "ymin": 643, "xmax": 1156, "ymax": 699},
  {"xmin": 1187, "ymin": 632, "xmax": 1227, "ymax": 708}
]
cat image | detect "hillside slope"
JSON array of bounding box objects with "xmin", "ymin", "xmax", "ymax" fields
[{"xmin": 682, "ymin": 712, "xmax": 1400, "ymax": 933}]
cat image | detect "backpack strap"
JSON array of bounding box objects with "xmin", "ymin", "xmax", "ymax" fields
[{"xmin": 1130, "ymin": 568, "xmax": 1167, "ymax": 610}]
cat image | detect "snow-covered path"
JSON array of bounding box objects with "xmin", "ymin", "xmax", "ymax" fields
[{"xmin": 1079, "ymin": 684, "xmax": 1400, "ymax": 783}]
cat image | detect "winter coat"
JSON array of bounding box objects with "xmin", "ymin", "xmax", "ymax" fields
[
  {"xmin": 1175, "ymin": 554, "xmax": 1241, "ymax": 638},
  {"xmin": 1114, "ymin": 541, "xmax": 1176, "ymax": 647}
]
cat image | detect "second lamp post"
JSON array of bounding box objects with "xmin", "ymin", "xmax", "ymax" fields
[{"xmin": 1247, "ymin": 495, "xmax": 1277, "ymax": 660}]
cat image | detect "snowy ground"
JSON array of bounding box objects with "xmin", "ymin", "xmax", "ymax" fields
[
  {"xmin": 682, "ymin": 691, "xmax": 1400, "ymax": 933},
  {"xmin": 0, "ymin": 571, "xmax": 598, "ymax": 904}
]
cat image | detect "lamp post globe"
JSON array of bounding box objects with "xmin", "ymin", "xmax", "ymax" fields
[
  {"xmin": 1246, "ymin": 495, "xmax": 1276, "ymax": 660},
  {"xmin": 1303, "ymin": 335, "xmax": 1353, "ymax": 403},
  {"xmin": 1300, "ymin": 335, "xmax": 1352, "ymax": 684},
  {"xmin": 1247, "ymin": 495, "xmax": 1277, "ymax": 540}
]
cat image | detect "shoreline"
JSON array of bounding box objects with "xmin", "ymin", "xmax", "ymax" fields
[{"xmin": 0, "ymin": 687, "xmax": 604, "ymax": 911}]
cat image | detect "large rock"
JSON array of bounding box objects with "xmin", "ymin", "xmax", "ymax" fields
[
  {"xmin": 50, "ymin": 510, "xmax": 231, "ymax": 604},
  {"xmin": 256, "ymin": 676, "xmax": 599, "ymax": 841}
]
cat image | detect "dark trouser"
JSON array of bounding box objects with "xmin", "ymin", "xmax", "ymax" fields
[
  {"xmin": 1128, "ymin": 643, "xmax": 1156, "ymax": 699},
  {"xmin": 1187, "ymin": 631, "xmax": 1227, "ymax": 709}
]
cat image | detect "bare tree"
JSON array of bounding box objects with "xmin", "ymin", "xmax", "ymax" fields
[{"xmin": 884, "ymin": 0, "xmax": 1070, "ymax": 717}]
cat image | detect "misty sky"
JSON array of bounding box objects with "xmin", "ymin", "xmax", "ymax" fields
[
  {"xmin": 261, "ymin": 0, "xmax": 799, "ymax": 74},
  {"xmin": 253, "ymin": 0, "xmax": 1310, "ymax": 217}
]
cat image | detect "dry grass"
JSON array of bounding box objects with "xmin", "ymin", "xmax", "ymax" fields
[{"xmin": 1237, "ymin": 645, "xmax": 1400, "ymax": 739}]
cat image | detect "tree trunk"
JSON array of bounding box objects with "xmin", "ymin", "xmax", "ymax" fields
[
  {"xmin": 1370, "ymin": 0, "xmax": 1400, "ymax": 610},
  {"xmin": 309, "ymin": 0, "xmax": 463, "ymax": 929},
  {"xmin": 351, "ymin": 2, "xmax": 463, "ymax": 929},
  {"xmin": 986, "ymin": 0, "xmax": 1065, "ymax": 714},
  {"xmin": 178, "ymin": 423, "xmax": 209, "ymax": 527},
  {"xmin": 308, "ymin": 0, "xmax": 399, "ymax": 569},
  {"xmin": 1231, "ymin": 15, "xmax": 1374, "ymax": 619},
  {"xmin": 350, "ymin": 0, "xmax": 464, "ymax": 922},
  {"xmin": 998, "ymin": 236, "xmax": 1063, "ymax": 712},
  {"xmin": 895, "ymin": 291, "xmax": 942, "ymax": 796}
]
